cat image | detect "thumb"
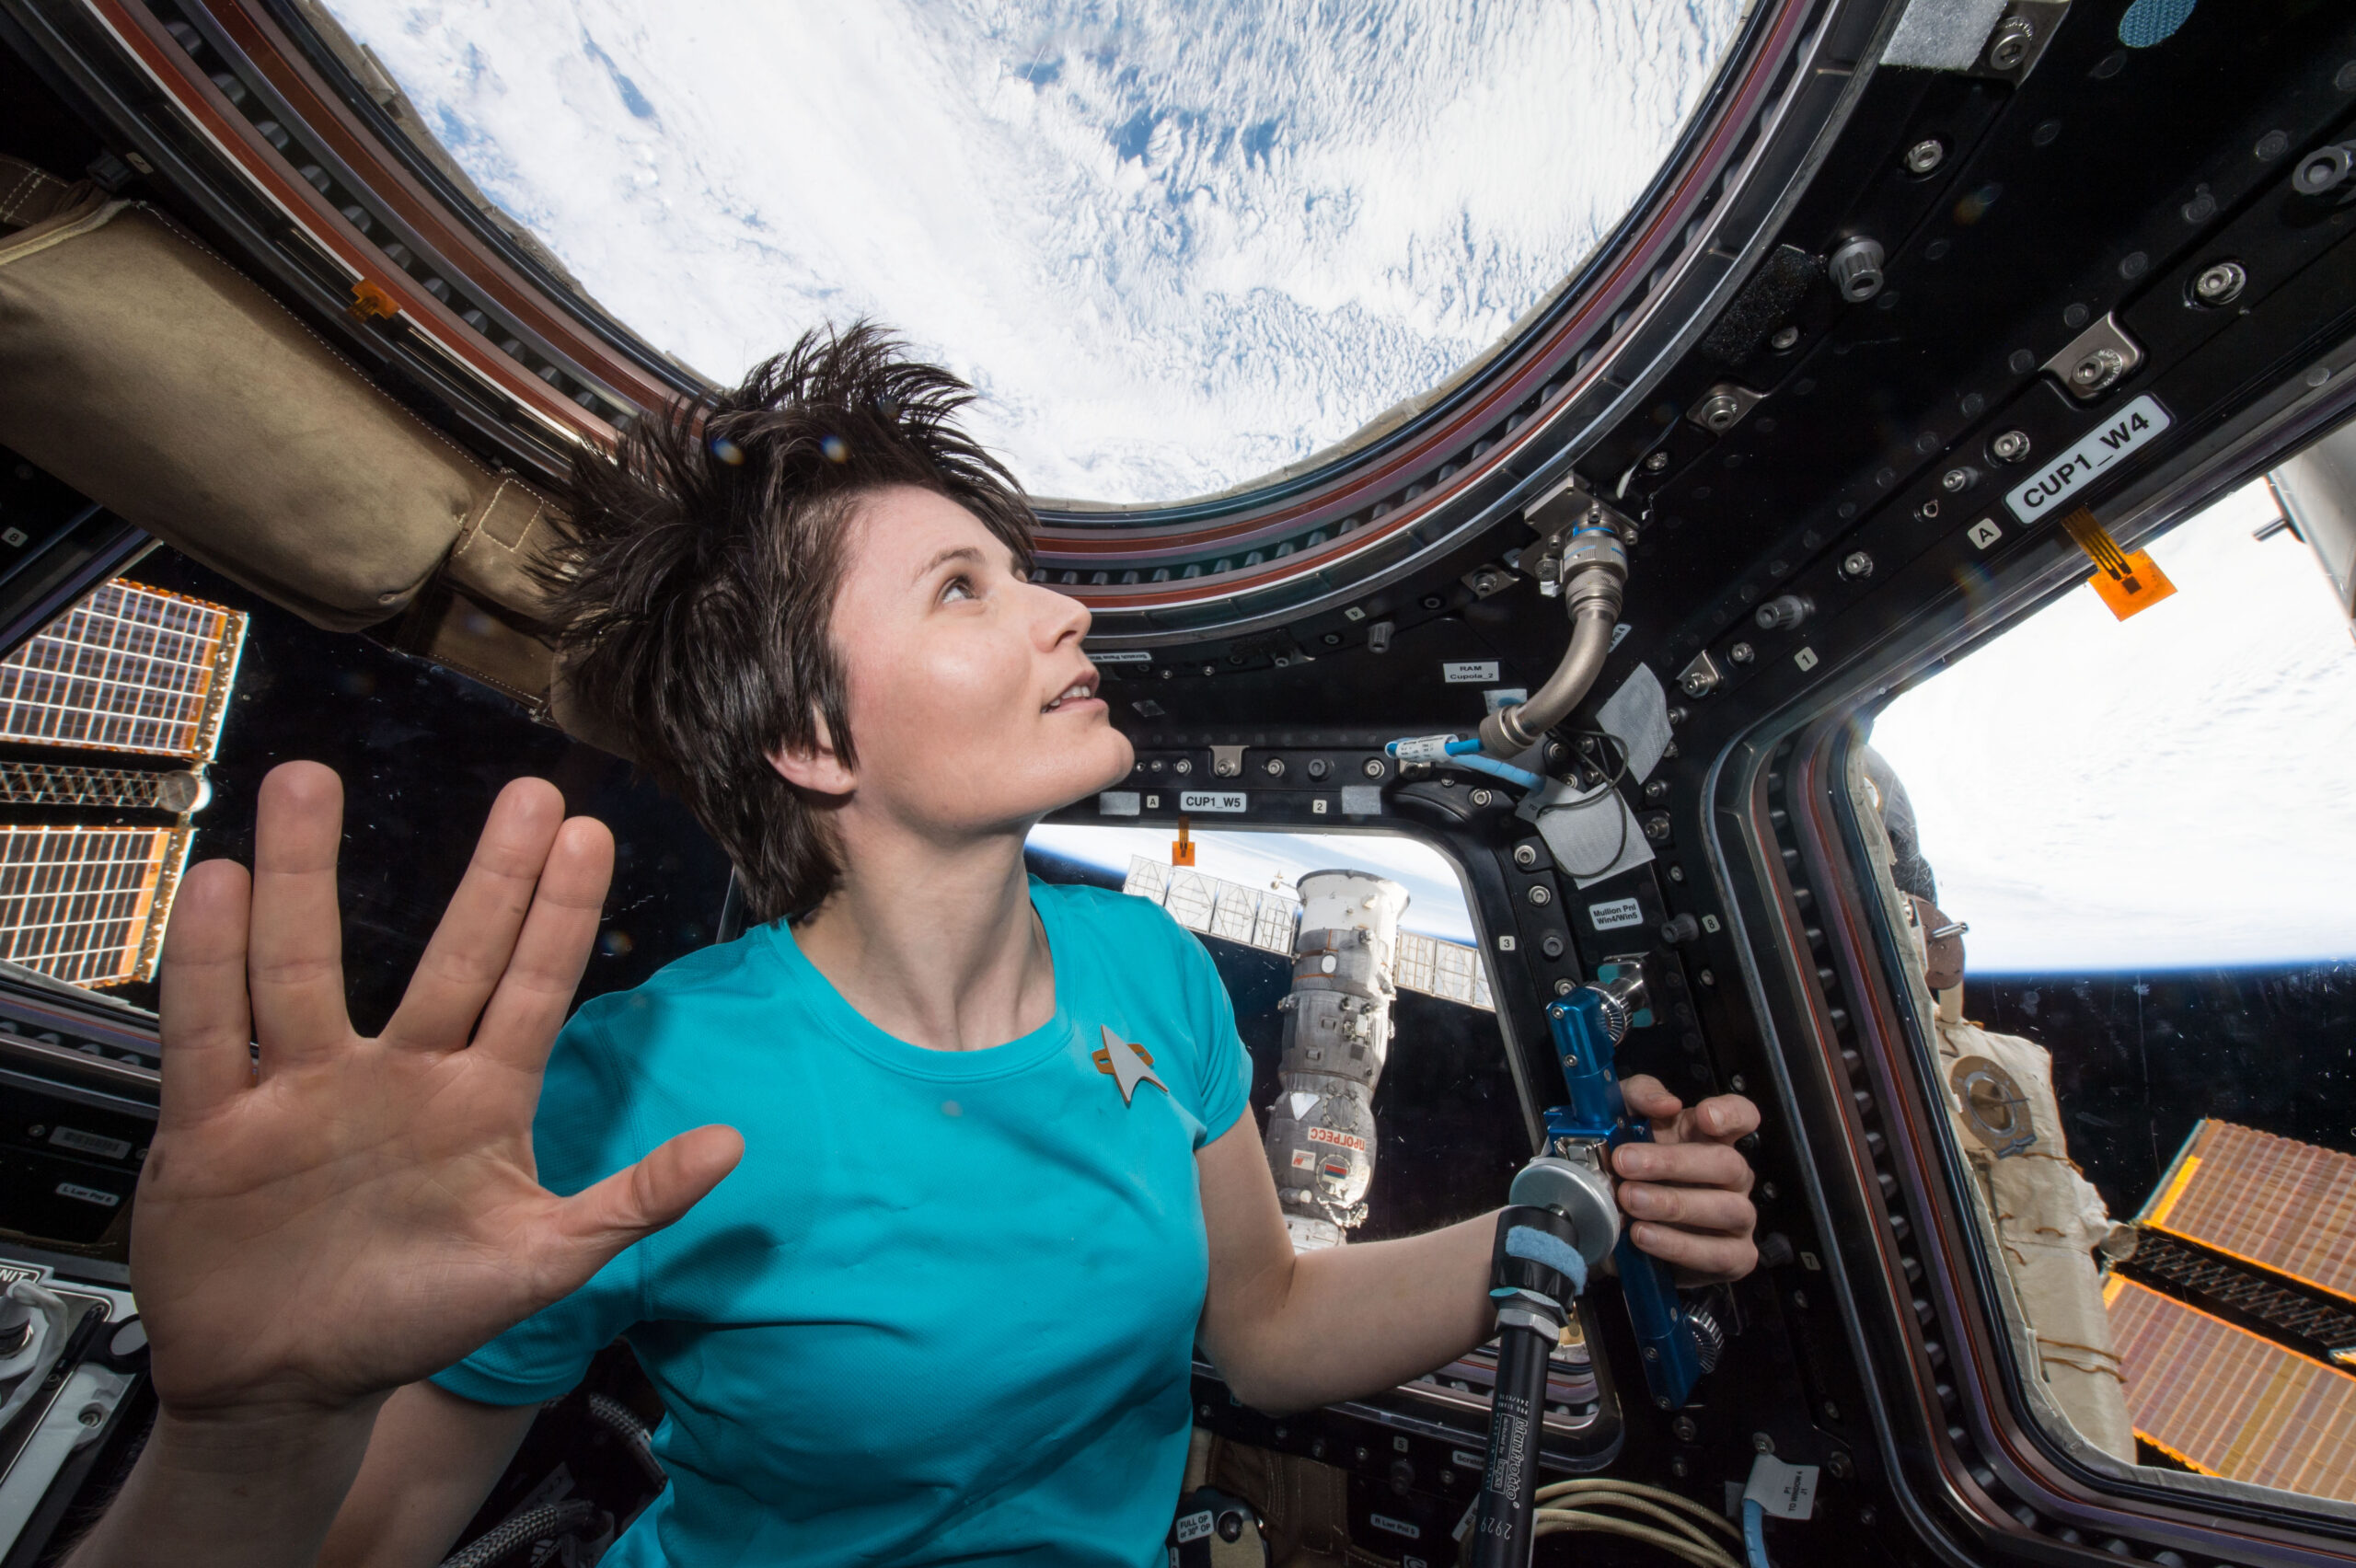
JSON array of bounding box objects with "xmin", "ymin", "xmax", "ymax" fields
[{"xmin": 545, "ymin": 1124, "xmax": 745, "ymax": 1282}]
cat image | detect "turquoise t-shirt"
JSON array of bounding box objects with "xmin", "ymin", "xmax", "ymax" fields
[{"xmin": 433, "ymin": 879, "xmax": 1252, "ymax": 1567}]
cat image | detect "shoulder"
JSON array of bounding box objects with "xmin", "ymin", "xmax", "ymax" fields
[
  {"xmin": 569, "ymin": 927, "xmax": 783, "ymax": 1050},
  {"xmin": 1035, "ymin": 879, "xmax": 1202, "ymax": 954}
]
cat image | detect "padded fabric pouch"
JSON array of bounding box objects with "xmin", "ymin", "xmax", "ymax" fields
[{"xmin": 0, "ymin": 196, "xmax": 544, "ymax": 630}]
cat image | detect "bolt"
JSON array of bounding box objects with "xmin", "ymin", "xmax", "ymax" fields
[
  {"xmin": 1541, "ymin": 934, "xmax": 1565, "ymax": 959},
  {"xmin": 1841, "ymin": 550, "xmax": 1875, "ymax": 580},
  {"xmin": 1527, "ymin": 884, "xmax": 1553, "ymax": 906},
  {"xmin": 1668, "ymin": 865, "xmax": 1686, "ymax": 883},
  {"xmin": 2192, "ymin": 259, "xmax": 2246, "ymax": 306},
  {"xmin": 1828, "ymin": 1450, "xmax": 1855, "ymax": 1480},
  {"xmin": 2292, "ymin": 141, "xmax": 2356, "ymax": 197},
  {"xmin": 1513, "ymin": 843, "xmax": 1540, "ymax": 869},
  {"xmin": 1941, "ymin": 466, "xmax": 1975, "ymax": 492},
  {"xmin": 1307, "ymin": 757, "xmax": 1328, "ymax": 779},
  {"xmin": 1554, "ymin": 978, "xmax": 1576, "ymax": 996},
  {"xmin": 1264, "ymin": 756, "xmax": 1286, "ymax": 778},
  {"xmin": 1216, "ymin": 756, "xmax": 1239, "ymax": 778},
  {"xmin": 1903, "ymin": 138, "xmax": 1946, "ymax": 176},
  {"xmin": 1990, "ymin": 429, "xmax": 2031, "ymax": 463},
  {"xmin": 1361, "ymin": 757, "xmax": 1385, "ymax": 778},
  {"xmin": 2071, "ymin": 346, "xmax": 2128, "ymax": 392},
  {"xmin": 1987, "ymin": 15, "xmax": 2035, "ymax": 70},
  {"xmin": 1728, "ymin": 641, "xmax": 1755, "ymax": 664},
  {"xmin": 27, "ymin": 1124, "xmax": 45, "ymax": 1138},
  {"xmin": 1753, "ymin": 1432, "xmax": 1776, "ymax": 1455},
  {"xmin": 1667, "ymin": 705, "xmax": 1689, "ymax": 728},
  {"xmin": 1644, "ymin": 449, "xmax": 1671, "ymax": 473},
  {"xmin": 1173, "ymin": 757, "xmax": 1193, "ymax": 775},
  {"xmin": 1672, "ymin": 1415, "xmax": 1699, "ymax": 1443},
  {"xmin": 1669, "ymin": 1454, "xmax": 1691, "ymax": 1478},
  {"xmin": 1701, "ymin": 970, "xmax": 1718, "ymax": 988},
  {"xmin": 1471, "ymin": 788, "xmax": 1493, "ymax": 807},
  {"xmin": 78, "ymin": 1404, "xmax": 105, "ymax": 1427},
  {"xmin": 1645, "ymin": 778, "xmax": 1669, "ymax": 801},
  {"xmin": 1754, "ymin": 594, "xmax": 1812, "ymax": 631},
  {"xmin": 1698, "ymin": 393, "xmax": 1743, "ymax": 432},
  {"xmin": 1681, "ymin": 669, "xmax": 1714, "ymax": 697},
  {"xmin": 1828, "ymin": 236, "xmax": 1887, "ymax": 303}
]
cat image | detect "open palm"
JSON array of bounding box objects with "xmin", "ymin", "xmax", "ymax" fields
[{"xmin": 132, "ymin": 763, "xmax": 742, "ymax": 1419}]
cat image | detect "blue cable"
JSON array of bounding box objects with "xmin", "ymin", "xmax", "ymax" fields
[
  {"xmin": 1383, "ymin": 736, "xmax": 1544, "ymax": 791},
  {"xmin": 1742, "ymin": 1497, "xmax": 1770, "ymax": 1568}
]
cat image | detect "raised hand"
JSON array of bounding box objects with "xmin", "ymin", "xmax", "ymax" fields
[
  {"xmin": 1611, "ymin": 1076, "xmax": 1761, "ymax": 1285},
  {"xmin": 133, "ymin": 762, "xmax": 743, "ymax": 1422}
]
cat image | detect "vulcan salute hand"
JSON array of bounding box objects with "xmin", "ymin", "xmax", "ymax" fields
[
  {"xmin": 133, "ymin": 763, "xmax": 744, "ymax": 1424},
  {"xmin": 1611, "ymin": 1076, "xmax": 1761, "ymax": 1284}
]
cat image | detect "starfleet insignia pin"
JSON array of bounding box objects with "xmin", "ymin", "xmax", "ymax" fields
[{"xmin": 1093, "ymin": 1024, "xmax": 1168, "ymax": 1106}]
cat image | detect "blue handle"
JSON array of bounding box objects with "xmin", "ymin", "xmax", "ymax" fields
[{"xmin": 1543, "ymin": 991, "xmax": 1705, "ymax": 1411}]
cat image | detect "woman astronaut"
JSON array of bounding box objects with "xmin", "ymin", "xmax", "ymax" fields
[{"xmin": 68, "ymin": 326, "xmax": 1761, "ymax": 1567}]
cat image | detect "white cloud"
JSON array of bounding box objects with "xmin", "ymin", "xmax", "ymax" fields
[
  {"xmin": 329, "ymin": 0, "xmax": 1739, "ymax": 501},
  {"xmin": 1870, "ymin": 481, "xmax": 2356, "ymax": 971}
]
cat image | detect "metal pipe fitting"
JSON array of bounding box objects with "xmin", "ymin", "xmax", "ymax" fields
[{"xmin": 1478, "ymin": 530, "xmax": 1627, "ymax": 756}]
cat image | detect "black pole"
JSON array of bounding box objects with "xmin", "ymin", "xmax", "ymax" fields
[{"xmin": 1466, "ymin": 1205, "xmax": 1583, "ymax": 1568}]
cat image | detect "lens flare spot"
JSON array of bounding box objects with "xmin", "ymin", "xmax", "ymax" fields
[
  {"xmin": 710, "ymin": 436, "xmax": 745, "ymax": 466},
  {"xmin": 820, "ymin": 434, "xmax": 849, "ymax": 464}
]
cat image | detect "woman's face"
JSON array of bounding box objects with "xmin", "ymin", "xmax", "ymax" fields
[{"xmin": 801, "ymin": 484, "xmax": 1134, "ymax": 836}]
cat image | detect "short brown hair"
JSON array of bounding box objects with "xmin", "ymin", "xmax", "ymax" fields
[{"xmin": 546, "ymin": 323, "xmax": 1035, "ymax": 924}]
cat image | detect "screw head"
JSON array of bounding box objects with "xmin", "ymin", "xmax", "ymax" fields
[
  {"xmin": 1989, "ymin": 429, "xmax": 2031, "ymax": 463},
  {"xmin": 1903, "ymin": 138, "xmax": 1946, "ymax": 176},
  {"xmin": 1527, "ymin": 884, "xmax": 1552, "ymax": 906},
  {"xmin": 1644, "ymin": 449, "xmax": 1671, "ymax": 473},
  {"xmin": 1471, "ymin": 788, "xmax": 1493, "ymax": 807},
  {"xmin": 1361, "ymin": 756, "xmax": 1385, "ymax": 778},
  {"xmin": 1672, "ymin": 1415, "xmax": 1699, "ymax": 1442},
  {"xmin": 1728, "ymin": 641, "xmax": 1755, "ymax": 664},
  {"xmin": 1753, "ymin": 1432, "xmax": 1776, "ymax": 1454},
  {"xmin": 1769, "ymin": 324, "xmax": 1801, "ymax": 352},
  {"xmin": 1513, "ymin": 843, "xmax": 1539, "ymax": 868},
  {"xmin": 2193, "ymin": 259, "xmax": 2247, "ymax": 306},
  {"xmin": 2071, "ymin": 346, "xmax": 2127, "ymax": 391},
  {"xmin": 1173, "ymin": 758, "xmax": 1193, "ymax": 775},
  {"xmin": 1307, "ymin": 757, "xmax": 1328, "ymax": 779},
  {"xmin": 1553, "ymin": 977, "xmax": 1576, "ymax": 996},
  {"xmin": 1941, "ymin": 467, "xmax": 1973, "ymax": 492},
  {"xmin": 1841, "ymin": 550, "xmax": 1876, "ymax": 579},
  {"xmin": 1987, "ymin": 15, "xmax": 2034, "ymax": 69},
  {"xmin": 1699, "ymin": 393, "xmax": 1743, "ymax": 432}
]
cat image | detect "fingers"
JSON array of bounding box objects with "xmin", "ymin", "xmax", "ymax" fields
[
  {"xmin": 544, "ymin": 1125, "xmax": 745, "ymax": 1288},
  {"xmin": 156, "ymin": 859, "xmax": 257, "ymax": 1124},
  {"xmin": 1620, "ymin": 1074, "xmax": 1682, "ymax": 1123},
  {"xmin": 469, "ymin": 816, "xmax": 615, "ymax": 1074},
  {"xmin": 1613, "ymin": 1138, "xmax": 1753, "ymax": 1191},
  {"xmin": 383, "ymin": 778, "xmax": 571, "ymax": 1052},
  {"xmin": 1627, "ymin": 1219, "xmax": 1758, "ymax": 1285},
  {"xmin": 1682, "ymin": 1093, "xmax": 1761, "ymax": 1144},
  {"xmin": 247, "ymin": 763, "xmax": 355, "ymax": 1068},
  {"xmin": 1617, "ymin": 1180, "xmax": 1754, "ymax": 1234}
]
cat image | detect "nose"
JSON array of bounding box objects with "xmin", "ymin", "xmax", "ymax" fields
[{"xmin": 1030, "ymin": 578, "xmax": 1091, "ymax": 651}]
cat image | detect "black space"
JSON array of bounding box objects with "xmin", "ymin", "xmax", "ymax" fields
[
  {"xmin": 1970, "ymin": 963, "xmax": 2356, "ymax": 1218},
  {"xmin": 1026, "ymin": 848, "xmax": 1530, "ymax": 1239},
  {"xmin": 118, "ymin": 548, "xmax": 733, "ymax": 1032}
]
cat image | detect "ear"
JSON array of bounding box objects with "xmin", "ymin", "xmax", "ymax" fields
[{"xmin": 768, "ymin": 712, "xmax": 856, "ymax": 798}]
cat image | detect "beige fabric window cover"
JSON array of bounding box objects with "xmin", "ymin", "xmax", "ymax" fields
[{"xmin": 0, "ymin": 183, "xmax": 555, "ymax": 638}]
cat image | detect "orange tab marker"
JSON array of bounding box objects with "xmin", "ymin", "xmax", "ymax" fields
[
  {"xmin": 2057, "ymin": 506, "xmax": 2175, "ymax": 620},
  {"xmin": 348, "ymin": 278, "xmax": 400, "ymax": 321},
  {"xmin": 1171, "ymin": 814, "xmax": 1195, "ymax": 868}
]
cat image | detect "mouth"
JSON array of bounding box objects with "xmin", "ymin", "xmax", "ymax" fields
[{"xmin": 1042, "ymin": 674, "xmax": 1103, "ymax": 714}]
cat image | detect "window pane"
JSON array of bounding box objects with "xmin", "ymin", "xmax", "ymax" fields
[
  {"xmin": 325, "ymin": 1, "xmax": 1744, "ymax": 502},
  {"xmin": 1863, "ymin": 481, "xmax": 2356, "ymax": 1504}
]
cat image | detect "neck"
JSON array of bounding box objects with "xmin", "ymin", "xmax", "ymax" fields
[{"xmin": 791, "ymin": 816, "xmax": 1054, "ymax": 1053}]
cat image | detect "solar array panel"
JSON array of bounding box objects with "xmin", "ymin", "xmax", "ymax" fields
[
  {"xmin": 1121, "ymin": 855, "xmax": 1494, "ymax": 1010},
  {"xmin": 2139, "ymin": 1120, "xmax": 2356, "ymax": 1305},
  {"xmin": 2108, "ymin": 1275, "xmax": 2356, "ymax": 1501},
  {"xmin": 0, "ymin": 824, "xmax": 191, "ymax": 986},
  {"xmin": 0, "ymin": 581, "xmax": 247, "ymax": 760},
  {"xmin": 0, "ymin": 760, "xmax": 202, "ymax": 813}
]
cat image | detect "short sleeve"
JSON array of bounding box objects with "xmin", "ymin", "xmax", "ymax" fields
[
  {"xmin": 1165, "ymin": 917, "xmax": 1253, "ymax": 1147},
  {"xmin": 430, "ymin": 1007, "xmax": 646, "ymax": 1405}
]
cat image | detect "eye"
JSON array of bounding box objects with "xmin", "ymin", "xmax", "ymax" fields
[{"xmin": 940, "ymin": 572, "xmax": 977, "ymax": 605}]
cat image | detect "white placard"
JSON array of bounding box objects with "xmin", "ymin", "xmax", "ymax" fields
[
  {"xmin": 1588, "ymin": 896, "xmax": 1645, "ymax": 931},
  {"xmin": 2004, "ymin": 394, "xmax": 2172, "ymax": 523},
  {"xmin": 1443, "ymin": 661, "xmax": 1501, "ymax": 683},
  {"xmin": 1743, "ymin": 1454, "xmax": 1819, "ymax": 1520},
  {"xmin": 1179, "ymin": 790, "xmax": 1246, "ymax": 813}
]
